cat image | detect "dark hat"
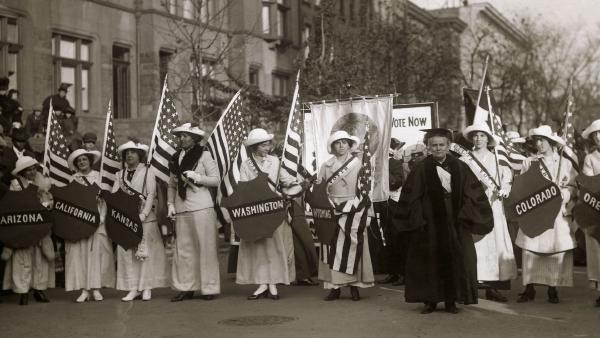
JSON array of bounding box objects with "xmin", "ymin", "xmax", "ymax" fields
[
  {"xmin": 64, "ymin": 106, "xmax": 75, "ymax": 114},
  {"xmin": 58, "ymin": 83, "xmax": 71, "ymax": 92},
  {"xmin": 0, "ymin": 77, "xmax": 9, "ymax": 91},
  {"xmin": 82, "ymin": 132, "xmax": 97, "ymax": 143},
  {"xmin": 421, "ymin": 128, "xmax": 453, "ymax": 142},
  {"xmin": 11, "ymin": 128, "xmax": 29, "ymax": 142}
]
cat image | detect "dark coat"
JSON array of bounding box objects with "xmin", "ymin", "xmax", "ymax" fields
[
  {"xmin": 0, "ymin": 146, "xmax": 36, "ymax": 185},
  {"xmin": 397, "ymin": 154, "xmax": 493, "ymax": 305},
  {"xmin": 25, "ymin": 113, "xmax": 46, "ymax": 135},
  {"xmin": 42, "ymin": 94, "xmax": 73, "ymax": 116}
]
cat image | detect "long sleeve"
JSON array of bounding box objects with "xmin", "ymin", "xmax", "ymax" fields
[
  {"xmin": 583, "ymin": 154, "xmax": 595, "ymax": 176},
  {"xmin": 196, "ymin": 152, "xmax": 219, "ymax": 187},
  {"xmin": 140, "ymin": 170, "xmax": 157, "ymax": 217},
  {"xmin": 167, "ymin": 173, "xmax": 177, "ymax": 205}
]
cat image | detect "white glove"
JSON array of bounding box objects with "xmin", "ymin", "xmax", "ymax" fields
[
  {"xmin": 184, "ymin": 170, "xmax": 203, "ymax": 185},
  {"xmin": 12, "ymin": 122, "xmax": 22, "ymax": 129},
  {"xmin": 167, "ymin": 203, "xmax": 176, "ymax": 218},
  {"xmin": 139, "ymin": 213, "xmax": 146, "ymax": 223},
  {"xmin": 498, "ymin": 187, "xmax": 511, "ymax": 198},
  {"xmin": 1, "ymin": 247, "xmax": 13, "ymax": 261}
]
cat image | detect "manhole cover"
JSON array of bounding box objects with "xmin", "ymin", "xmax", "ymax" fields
[{"xmin": 219, "ymin": 315, "xmax": 296, "ymax": 326}]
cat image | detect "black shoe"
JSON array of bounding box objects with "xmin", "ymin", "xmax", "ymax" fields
[
  {"xmin": 19, "ymin": 293, "xmax": 28, "ymax": 306},
  {"xmin": 324, "ymin": 288, "xmax": 341, "ymax": 301},
  {"xmin": 350, "ymin": 286, "xmax": 360, "ymax": 301},
  {"xmin": 517, "ymin": 285, "xmax": 536, "ymax": 303},
  {"xmin": 391, "ymin": 276, "xmax": 406, "ymax": 286},
  {"xmin": 376, "ymin": 274, "xmax": 399, "ymax": 284},
  {"xmin": 421, "ymin": 302, "xmax": 436, "ymax": 314},
  {"xmin": 33, "ymin": 290, "xmax": 49, "ymax": 303},
  {"xmin": 247, "ymin": 290, "xmax": 268, "ymax": 300},
  {"xmin": 444, "ymin": 302, "xmax": 459, "ymax": 314},
  {"xmin": 292, "ymin": 278, "xmax": 319, "ymax": 286},
  {"xmin": 171, "ymin": 291, "xmax": 194, "ymax": 302},
  {"xmin": 267, "ymin": 292, "xmax": 280, "ymax": 300},
  {"xmin": 201, "ymin": 295, "xmax": 215, "ymax": 301},
  {"xmin": 547, "ymin": 287, "xmax": 559, "ymax": 304},
  {"xmin": 485, "ymin": 288, "xmax": 508, "ymax": 302},
  {"xmin": 595, "ymin": 296, "xmax": 600, "ymax": 307}
]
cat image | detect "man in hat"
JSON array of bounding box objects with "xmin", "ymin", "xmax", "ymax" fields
[
  {"xmin": 25, "ymin": 108, "xmax": 46, "ymax": 136},
  {"xmin": 0, "ymin": 128, "xmax": 35, "ymax": 185},
  {"xmin": 42, "ymin": 83, "xmax": 74, "ymax": 118},
  {"xmin": 397, "ymin": 128, "xmax": 493, "ymax": 314},
  {"xmin": 0, "ymin": 77, "xmax": 12, "ymax": 134}
]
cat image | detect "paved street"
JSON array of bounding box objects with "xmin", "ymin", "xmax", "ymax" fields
[{"xmin": 0, "ymin": 260, "xmax": 598, "ymax": 338}]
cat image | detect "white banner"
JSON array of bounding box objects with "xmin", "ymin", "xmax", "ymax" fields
[
  {"xmin": 309, "ymin": 97, "xmax": 392, "ymax": 202},
  {"xmin": 391, "ymin": 103, "xmax": 436, "ymax": 148}
]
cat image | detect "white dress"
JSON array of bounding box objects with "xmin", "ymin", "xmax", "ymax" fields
[
  {"xmin": 582, "ymin": 150, "xmax": 600, "ymax": 291},
  {"xmin": 2, "ymin": 174, "xmax": 55, "ymax": 294},
  {"xmin": 236, "ymin": 154, "xmax": 296, "ymax": 285},
  {"xmin": 515, "ymin": 153, "xmax": 577, "ymax": 287},
  {"xmin": 65, "ymin": 170, "xmax": 115, "ymax": 291},
  {"xmin": 465, "ymin": 151, "xmax": 517, "ymax": 282},
  {"xmin": 113, "ymin": 164, "xmax": 169, "ymax": 291}
]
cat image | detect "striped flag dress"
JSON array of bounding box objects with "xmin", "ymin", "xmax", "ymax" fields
[
  {"xmin": 43, "ymin": 108, "xmax": 72, "ymax": 187},
  {"xmin": 99, "ymin": 103, "xmax": 121, "ymax": 191},
  {"xmin": 322, "ymin": 126, "xmax": 373, "ymax": 275}
]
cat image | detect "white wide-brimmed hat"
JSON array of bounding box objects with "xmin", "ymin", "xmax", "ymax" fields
[
  {"xmin": 505, "ymin": 131, "xmax": 526, "ymax": 144},
  {"xmin": 67, "ymin": 149, "xmax": 101, "ymax": 171},
  {"xmin": 327, "ymin": 130, "xmax": 360, "ymax": 154},
  {"xmin": 582, "ymin": 119, "xmax": 600, "ymax": 140},
  {"xmin": 117, "ymin": 140, "xmax": 149, "ymax": 155},
  {"xmin": 172, "ymin": 122, "xmax": 206, "ymax": 138},
  {"xmin": 462, "ymin": 123, "xmax": 497, "ymax": 147},
  {"xmin": 12, "ymin": 156, "xmax": 39, "ymax": 176},
  {"xmin": 528, "ymin": 125, "xmax": 565, "ymax": 146},
  {"xmin": 244, "ymin": 128, "xmax": 274, "ymax": 147}
]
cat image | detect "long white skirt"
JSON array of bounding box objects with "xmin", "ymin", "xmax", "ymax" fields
[
  {"xmin": 117, "ymin": 220, "xmax": 169, "ymax": 291},
  {"xmin": 585, "ymin": 229, "xmax": 600, "ymax": 291},
  {"xmin": 236, "ymin": 221, "xmax": 295, "ymax": 285},
  {"xmin": 65, "ymin": 224, "xmax": 115, "ymax": 291},
  {"xmin": 473, "ymin": 198, "xmax": 517, "ymax": 281},
  {"xmin": 522, "ymin": 249, "xmax": 573, "ymax": 287},
  {"xmin": 318, "ymin": 234, "xmax": 375, "ymax": 289},
  {"xmin": 171, "ymin": 209, "xmax": 220, "ymax": 294}
]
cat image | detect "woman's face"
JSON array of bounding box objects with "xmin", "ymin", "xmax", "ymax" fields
[
  {"xmin": 592, "ymin": 131, "xmax": 600, "ymax": 147},
  {"xmin": 471, "ymin": 131, "xmax": 489, "ymax": 150},
  {"xmin": 254, "ymin": 141, "xmax": 272, "ymax": 157},
  {"xmin": 533, "ymin": 136, "xmax": 553, "ymax": 154},
  {"xmin": 125, "ymin": 149, "xmax": 141, "ymax": 167},
  {"xmin": 332, "ymin": 139, "xmax": 351, "ymax": 156},
  {"xmin": 22, "ymin": 166, "xmax": 37, "ymax": 181},
  {"xmin": 75, "ymin": 155, "xmax": 91, "ymax": 172},
  {"xmin": 179, "ymin": 133, "xmax": 195, "ymax": 150}
]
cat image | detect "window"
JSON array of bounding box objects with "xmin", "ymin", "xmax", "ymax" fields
[
  {"xmin": 262, "ymin": 4, "xmax": 271, "ymax": 34},
  {"xmin": 0, "ymin": 16, "xmax": 22, "ymax": 90},
  {"xmin": 249, "ymin": 66, "xmax": 259, "ymax": 87},
  {"xmin": 183, "ymin": 0, "xmax": 211, "ymax": 21},
  {"xmin": 276, "ymin": 5, "xmax": 287, "ymax": 38},
  {"xmin": 166, "ymin": 0, "xmax": 177, "ymax": 15},
  {"xmin": 159, "ymin": 50, "xmax": 173, "ymax": 91},
  {"xmin": 272, "ymin": 72, "xmax": 289, "ymax": 97},
  {"xmin": 52, "ymin": 34, "xmax": 92, "ymax": 113},
  {"xmin": 113, "ymin": 45, "xmax": 130, "ymax": 119},
  {"xmin": 201, "ymin": 58, "xmax": 216, "ymax": 97},
  {"xmin": 302, "ymin": 24, "xmax": 311, "ymax": 58}
]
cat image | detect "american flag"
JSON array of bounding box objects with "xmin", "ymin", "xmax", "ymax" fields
[
  {"xmin": 206, "ymin": 90, "xmax": 248, "ymax": 199},
  {"xmin": 557, "ymin": 81, "xmax": 580, "ymax": 172},
  {"xmin": 148, "ymin": 77, "xmax": 180, "ymax": 183},
  {"xmin": 280, "ymin": 72, "xmax": 310, "ymax": 183},
  {"xmin": 43, "ymin": 105, "xmax": 72, "ymax": 187},
  {"xmin": 323, "ymin": 123, "xmax": 372, "ymax": 275},
  {"xmin": 99, "ymin": 102, "xmax": 121, "ymax": 191},
  {"xmin": 465, "ymin": 76, "xmax": 526, "ymax": 171}
]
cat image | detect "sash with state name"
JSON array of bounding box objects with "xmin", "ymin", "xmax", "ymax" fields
[{"xmin": 453, "ymin": 145, "xmax": 500, "ymax": 193}]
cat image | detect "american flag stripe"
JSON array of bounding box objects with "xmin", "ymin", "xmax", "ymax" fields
[
  {"xmin": 558, "ymin": 82, "xmax": 580, "ymax": 172},
  {"xmin": 281, "ymin": 72, "xmax": 303, "ymax": 181},
  {"xmin": 99, "ymin": 102, "xmax": 122, "ymax": 191},
  {"xmin": 148, "ymin": 76, "xmax": 180, "ymax": 183},
  {"xmin": 43, "ymin": 104, "xmax": 72, "ymax": 187}
]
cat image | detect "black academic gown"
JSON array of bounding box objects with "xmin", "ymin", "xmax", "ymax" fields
[{"xmin": 397, "ymin": 154, "xmax": 493, "ymax": 305}]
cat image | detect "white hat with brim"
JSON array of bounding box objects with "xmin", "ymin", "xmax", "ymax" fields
[
  {"xmin": 117, "ymin": 141, "xmax": 149, "ymax": 155},
  {"xmin": 505, "ymin": 131, "xmax": 526, "ymax": 144},
  {"xmin": 12, "ymin": 156, "xmax": 39, "ymax": 176},
  {"xmin": 327, "ymin": 130, "xmax": 360, "ymax": 154},
  {"xmin": 528, "ymin": 125, "xmax": 565, "ymax": 146},
  {"xmin": 582, "ymin": 119, "xmax": 600, "ymax": 140},
  {"xmin": 67, "ymin": 149, "xmax": 101, "ymax": 171},
  {"xmin": 463, "ymin": 123, "xmax": 497, "ymax": 147},
  {"xmin": 172, "ymin": 122, "xmax": 206, "ymax": 138},
  {"xmin": 244, "ymin": 128, "xmax": 274, "ymax": 147}
]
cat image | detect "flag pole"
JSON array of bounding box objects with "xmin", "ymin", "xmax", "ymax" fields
[
  {"xmin": 475, "ymin": 55, "xmax": 490, "ymax": 115},
  {"xmin": 485, "ymin": 85, "xmax": 503, "ymax": 192},
  {"xmin": 99, "ymin": 100, "xmax": 112, "ymax": 186},
  {"xmin": 148, "ymin": 74, "xmax": 168, "ymax": 166},
  {"xmin": 276, "ymin": 70, "xmax": 301, "ymax": 187},
  {"xmin": 42, "ymin": 100, "xmax": 54, "ymax": 177},
  {"xmin": 556, "ymin": 77, "xmax": 573, "ymax": 185}
]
